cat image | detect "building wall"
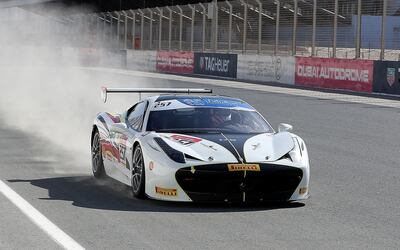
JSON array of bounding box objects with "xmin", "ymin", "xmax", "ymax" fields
[{"xmin": 352, "ymin": 15, "xmax": 400, "ymax": 49}]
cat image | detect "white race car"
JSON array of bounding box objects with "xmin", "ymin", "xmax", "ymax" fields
[{"xmin": 91, "ymin": 88, "xmax": 310, "ymax": 203}]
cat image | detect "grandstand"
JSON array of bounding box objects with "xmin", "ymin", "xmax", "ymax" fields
[{"xmin": 1, "ymin": 0, "xmax": 399, "ymax": 59}]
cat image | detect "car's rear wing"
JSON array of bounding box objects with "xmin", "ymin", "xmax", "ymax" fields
[{"xmin": 101, "ymin": 87, "xmax": 213, "ymax": 103}]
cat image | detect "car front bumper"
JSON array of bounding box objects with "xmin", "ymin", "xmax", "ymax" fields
[{"xmin": 175, "ymin": 163, "xmax": 306, "ymax": 203}]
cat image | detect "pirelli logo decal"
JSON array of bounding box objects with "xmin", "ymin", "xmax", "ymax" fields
[
  {"xmin": 228, "ymin": 164, "xmax": 260, "ymax": 172},
  {"xmin": 155, "ymin": 186, "xmax": 177, "ymax": 196}
]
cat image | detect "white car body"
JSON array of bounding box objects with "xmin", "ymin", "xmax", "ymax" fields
[{"xmin": 92, "ymin": 93, "xmax": 310, "ymax": 203}]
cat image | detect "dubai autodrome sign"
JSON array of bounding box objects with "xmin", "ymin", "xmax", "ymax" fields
[
  {"xmin": 194, "ymin": 52, "xmax": 237, "ymax": 78},
  {"xmin": 295, "ymin": 57, "xmax": 374, "ymax": 92}
]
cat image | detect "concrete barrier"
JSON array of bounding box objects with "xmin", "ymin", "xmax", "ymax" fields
[
  {"xmin": 100, "ymin": 49, "xmax": 126, "ymax": 68},
  {"xmin": 123, "ymin": 49, "xmax": 400, "ymax": 96},
  {"xmin": 126, "ymin": 50, "xmax": 156, "ymax": 72}
]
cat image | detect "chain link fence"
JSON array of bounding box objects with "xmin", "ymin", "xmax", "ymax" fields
[{"xmin": 3, "ymin": 0, "xmax": 399, "ymax": 61}]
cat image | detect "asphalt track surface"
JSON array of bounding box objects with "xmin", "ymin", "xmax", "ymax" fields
[{"xmin": 1, "ymin": 68, "xmax": 399, "ymax": 249}]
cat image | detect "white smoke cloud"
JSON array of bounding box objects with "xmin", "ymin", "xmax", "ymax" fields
[{"xmin": 0, "ymin": 6, "xmax": 148, "ymax": 173}]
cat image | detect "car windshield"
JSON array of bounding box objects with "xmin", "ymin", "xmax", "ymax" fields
[{"xmin": 146, "ymin": 107, "xmax": 273, "ymax": 134}]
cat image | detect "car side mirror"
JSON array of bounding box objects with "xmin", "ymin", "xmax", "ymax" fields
[{"xmin": 278, "ymin": 123, "xmax": 293, "ymax": 133}]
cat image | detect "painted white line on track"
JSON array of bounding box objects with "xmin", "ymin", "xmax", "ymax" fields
[
  {"xmin": 0, "ymin": 180, "xmax": 85, "ymax": 250},
  {"xmin": 82, "ymin": 67, "xmax": 400, "ymax": 109}
]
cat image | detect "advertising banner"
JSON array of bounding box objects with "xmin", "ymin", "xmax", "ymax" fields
[
  {"xmin": 295, "ymin": 57, "xmax": 374, "ymax": 92},
  {"xmin": 373, "ymin": 61, "xmax": 400, "ymax": 95},
  {"xmin": 194, "ymin": 53, "xmax": 237, "ymax": 78},
  {"xmin": 238, "ymin": 55, "xmax": 295, "ymax": 84},
  {"xmin": 156, "ymin": 51, "xmax": 194, "ymax": 74},
  {"xmin": 127, "ymin": 50, "xmax": 156, "ymax": 72}
]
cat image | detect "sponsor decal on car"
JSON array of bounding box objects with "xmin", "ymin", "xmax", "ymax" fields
[
  {"xmin": 170, "ymin": 134, "xmax": 202, "ymax": 146},
  {"xmin": 227, "ymin": 164, "xmax": 260, "ymax": 171},
  {"xmin": 155, "ymin": 186, "xmax": 177, "ymax": 196},
  {"xmin": 149, "ymin": 161, "xmax": 154, "ymax": 171},
  {"xmin": 178, "ymin": 98, "xmax": 253, "ymax": 109},
  {"xmin": 101, "ymin": 141, "xmax": 117, "ymax": 161},
  {"xmin": 118, "ymin": 144, "xmax": 126, "ymax": 165},
  {"xmin": 107, "ymin": 133, "xmax": 128, "ymax": 164},
  {"xmin": 251, "ymin": 143, "xmax": 261, "ymax": 150},
  {"xmin": 105, "ymin": 113, "xmax": 121, "ymax": 123},
  {"xmin": 104, "ymin": 151, "xmax": 113, "ymax": 161},
  {"xmin": 153, "ymin": 101, "xmax": 172, "ymax": 109}
]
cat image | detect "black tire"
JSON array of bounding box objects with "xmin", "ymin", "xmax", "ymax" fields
[
  {"xmin": 91, "ymin": 130, "xmax": 105, "ymax": 178},
  {"xmin": 131, "ymin": 145, "xmax": 146, "ymax": 198}
]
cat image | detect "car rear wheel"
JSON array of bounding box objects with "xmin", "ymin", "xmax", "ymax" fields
[
  {"xmin": 91, "ymin": 131, "xmax": 105, "ymax": 178},
  {"xmin": 131, "ymin": 145, "xmax": 145, "ymax": 198}
]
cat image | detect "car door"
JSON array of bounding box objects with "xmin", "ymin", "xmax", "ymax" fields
[{"xmin": 110, "ymin": 101, "xmax": 148, "ymax": 178}]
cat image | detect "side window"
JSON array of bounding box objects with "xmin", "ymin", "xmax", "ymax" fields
[{"xmin": 127, "ymin": 101, "xmax": 147, "ymax": 131}]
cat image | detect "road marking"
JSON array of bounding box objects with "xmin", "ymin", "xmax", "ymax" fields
[
  {"xmin": 83, "ymin": 67, "xmax": 400, "ymax": 109},
  {"xmin": 0, "ymin": 180, "xmax": 85, "ymax": 250}
]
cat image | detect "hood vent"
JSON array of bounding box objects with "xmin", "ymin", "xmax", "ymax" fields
[{"xmin": 184, "ymin": 154, "xmax": 204, "ymax": 162}]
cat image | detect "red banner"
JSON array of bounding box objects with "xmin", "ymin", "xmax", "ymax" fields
[
  {"xmin": 295, "ymin": 57, "xmax": 374, "ymax": 92},
  {"xmin": 156, "ymin": 51, "xmax": 194, "ymax": 74}
]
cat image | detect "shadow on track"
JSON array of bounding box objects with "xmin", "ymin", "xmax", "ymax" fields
[{"xmin": 8, "ymin": 176, "xmax": 305, "ymax": 213}]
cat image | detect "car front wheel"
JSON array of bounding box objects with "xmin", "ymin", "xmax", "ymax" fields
[{"xmin": 131, "ymin": 145, "xmax": 145, "ymax": 198}]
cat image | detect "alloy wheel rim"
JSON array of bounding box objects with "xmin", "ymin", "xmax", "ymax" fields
[
  {"xmin": 132, "ymin": 147, "xmax": 143, "ymax": 193},
  {"xmin": 92, "ymin": 134, "xmax": 101, "ymax": 172}
]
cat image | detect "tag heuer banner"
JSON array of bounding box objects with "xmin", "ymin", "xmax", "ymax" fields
[{"xmin": 194, "ymin": 53, "xmax": 237, "ymax": 78}]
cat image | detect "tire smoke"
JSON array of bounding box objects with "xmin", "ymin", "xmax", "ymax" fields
[{"xmin": 0, "ymin": 6, "xmax": 146, "ymax": 170}]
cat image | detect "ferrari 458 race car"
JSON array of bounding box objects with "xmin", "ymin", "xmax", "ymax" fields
[{"xmin": 91, "ymin": 87, "xmax": 310, "ymax": 203}]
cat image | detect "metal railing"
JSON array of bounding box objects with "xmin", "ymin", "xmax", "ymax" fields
[{"xmin": 2, "ymin": 0, "xmax": 399, "ymax": 61}]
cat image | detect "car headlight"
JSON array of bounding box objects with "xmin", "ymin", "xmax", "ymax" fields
[
  {"xmin": 154, "ymin": 137, "xmax": 185, "ymax": 163},
  {"xmin": 288, "ymin": 137, "xmax": 303, "ymax": 163}
]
